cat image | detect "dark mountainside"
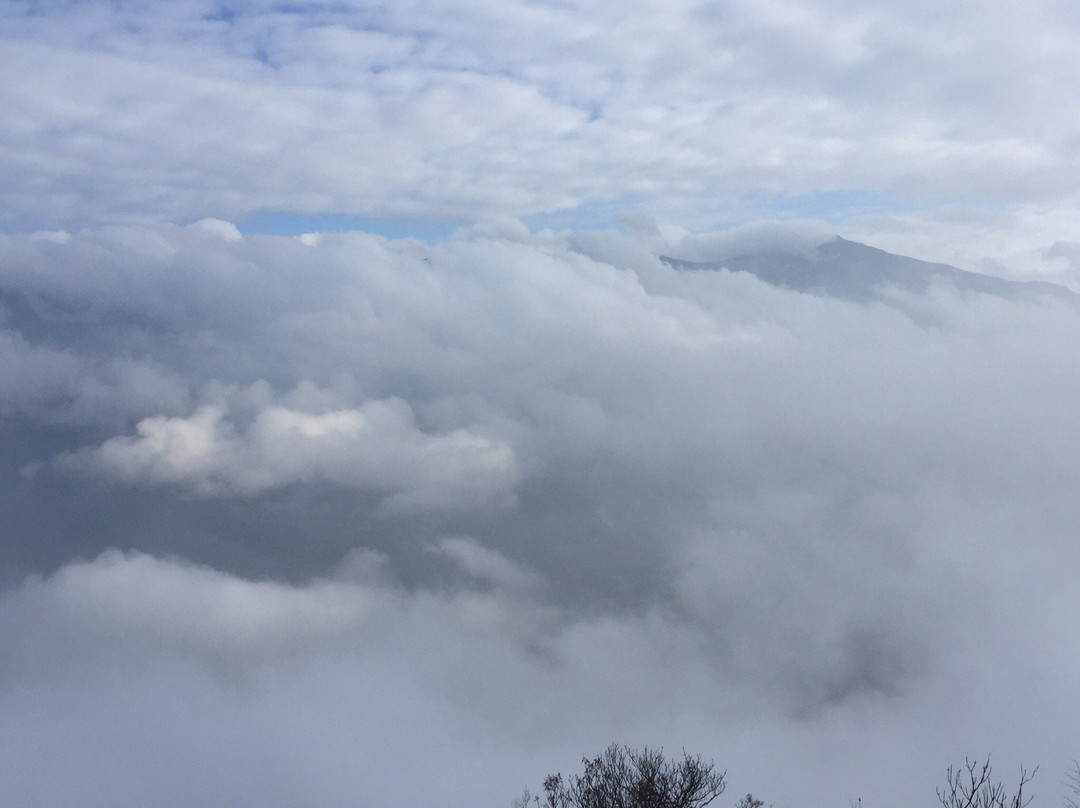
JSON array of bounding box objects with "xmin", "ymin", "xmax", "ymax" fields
[{"xmin": 662, "ymin": 236, "xmax": 1077, "ymax": 304}]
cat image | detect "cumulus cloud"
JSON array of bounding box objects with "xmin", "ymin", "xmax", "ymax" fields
[{"xmin": 64, "ymin": 397, "xmax": 519, "ymax": 510}]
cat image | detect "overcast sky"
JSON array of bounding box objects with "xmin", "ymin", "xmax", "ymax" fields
[{"xmin": 4, "ymin": 2, "xmax": 1080, "ymax": 807}]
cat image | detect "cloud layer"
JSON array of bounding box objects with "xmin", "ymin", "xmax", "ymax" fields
[
  {"xmin": 5, "ymin": 0, "xmax": 1080, "ymax": 275},
  {"xmin": 3, "ymin": 222, "xmax": 1080, "ymax": 805},
  {"xmin": 8, "ymin": 2, "xmax": 1080, "ymax": 803}
]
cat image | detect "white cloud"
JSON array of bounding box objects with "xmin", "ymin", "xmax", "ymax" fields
[
  {"xmin": 8, "ymin": 0, "xmax": 1080, "ymax": 800},
  {"xmin": 4, "ymin": 0, "xmax": 1080, "ymax": 264},
  {"xmin": 67, "ymin": 397, "xmax": 519, "ymax": 510},
  {"xmin": 0, "ymin": 549, "xmax": 385, "ymax": 673},
  {"xmin": 189, "ymin": 218, "xmax": 243, "ymax": 242},
  {"xmin": 2, "ymin": 544, "xmax": 1079, "ymax": 808},
  {"xmin": 4, "ymin": 223, "xmax": 1080, "ymax": 804}
]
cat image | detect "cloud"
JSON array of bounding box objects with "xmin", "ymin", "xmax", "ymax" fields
[
  {"xmin": 8, "ymin": 0, "xmax": 1080, "ymax": 800},
  {"xmin": 190, "ymin": 218, "xmax": 243, "ymax": 242},
  {"xmin": 2, "ymin": 541, "xmax": 1079, "ymax": 808},
  {"xmin": 0, "ymin": 328, "xmax": 190, "ymax": 426},
  {"xmin": 430, "ymin": 535, "xmax": 542, "ymax": 592},
  {"xmin": 4, "ymin": 223, "xmax": 1080, "ymax": 804},
  {"xmin": 5, "ymin": 0, "xmax": 1080, "ymax": 265},
  {"xmin": 0, "ymin": 549, "xmax": 383, "ymax": 674},
  {"xmin": 63, "ymin": 397, "xmax": 519, "ymax": 510}
]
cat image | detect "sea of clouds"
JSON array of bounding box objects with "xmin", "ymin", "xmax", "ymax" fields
[
  {"xmin": 2, "ymin": 220, "xmax": 1080, "ymax": 806},
  {"xmin": 6, "ymin": 0, "xmax": 1080, "ymax": 804}
]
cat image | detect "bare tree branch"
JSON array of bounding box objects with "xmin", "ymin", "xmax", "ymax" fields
[
  {"xmin": 937, "ymin": 757, "xmax": 1036, "ymax": 808},
  {"xmin": 540, "ymin": 744, "xmax": 726, "ymax": 808}
]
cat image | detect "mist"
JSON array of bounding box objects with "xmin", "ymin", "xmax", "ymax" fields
[
  {"xmin": 2, "ymin": 221, "xmax": 1080, "ymax": 805},
  {"xmin": 7, "ymin": 0, "xmax": 1080, "ymax": 803}
]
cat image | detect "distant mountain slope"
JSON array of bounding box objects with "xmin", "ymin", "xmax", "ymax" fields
[{"xmin": 662, "ymin": 236, "xmax": 1076, "ymax": 304}]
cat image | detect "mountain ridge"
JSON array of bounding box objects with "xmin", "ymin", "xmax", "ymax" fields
[{"xmin": 661, "ymin": 236, "xmax": 1077, "ymax": 304}]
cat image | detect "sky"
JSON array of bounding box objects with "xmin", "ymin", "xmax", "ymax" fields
[{"xmin": 4, "ymin": 1, "xmax": 1080, "ymax": 807}]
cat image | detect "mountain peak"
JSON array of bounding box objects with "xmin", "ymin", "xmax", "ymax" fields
[{"xmin": 661, "ymin": 237, "xmax": 1075, "ymax": 304}]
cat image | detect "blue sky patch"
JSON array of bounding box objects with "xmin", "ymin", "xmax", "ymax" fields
[{"xmin": 239, "ymin": 211, "xmax": 463, "ymax": 242}]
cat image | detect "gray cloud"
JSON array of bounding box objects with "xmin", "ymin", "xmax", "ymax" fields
[
  {"xmin": 2, "ymin": 223, "xmax": 1080, "ymax": 804},
  {"xmin": 1, "ymin": 537, "xmax": 1077, "ymax": 807},
  {"xmin": 8, "ymin": 2, "xmax": 1080, "ymax": 801}
]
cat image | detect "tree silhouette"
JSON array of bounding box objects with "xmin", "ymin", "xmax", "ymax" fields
[
  {"xmin": 937, "ymin": 757, "xmax": 1036, "ymax": 808},
  {"xmin": 531, "ymin": 744, "xmax": 726, "ymax": 808}
]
